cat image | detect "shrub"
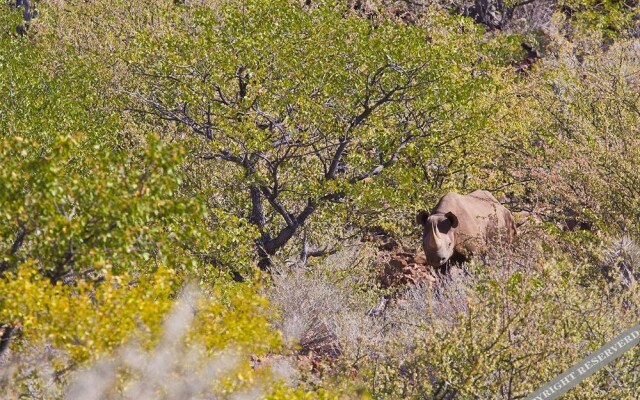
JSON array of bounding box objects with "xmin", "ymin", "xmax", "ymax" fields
[
  {"xmin": 267, "ymin": 236, "xmax": 640, "ymax": 398},
  {"xmin": 0, "ymin": 267, "xmax": 311, "ymax": 399}
]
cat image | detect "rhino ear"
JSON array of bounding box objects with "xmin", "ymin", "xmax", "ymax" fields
[
  {"xmin": 445, "ymin": 211, "xmax": 459, "ymax": 228},
  {"xmin": 416, "ymin": 211, "xmax": 429, "ymax": 226}
]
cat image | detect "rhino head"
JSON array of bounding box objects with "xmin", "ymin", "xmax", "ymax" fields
[{"xmin": 416, "ymin": 211, "xmax": 459, "ymax": 267}]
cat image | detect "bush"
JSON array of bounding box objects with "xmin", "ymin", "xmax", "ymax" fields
[
  {"xmin": 0, "ymin": 268, "xmax": 312, "ymax": 399},
  {"xmin": 266, "ymin": 235, "xmax": 640, "ymax": 398},
  {"xmin": 526, "ymin": 39, "xmax": 640, "ymax": 238}
]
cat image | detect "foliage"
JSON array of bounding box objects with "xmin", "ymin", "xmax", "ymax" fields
[
  {"xmin": 0, "ymin": 17, "xmax": 257, "ymax": 282},
  {"xmin": 1, "ymin": 266, "xmax": 178, "ymax": 362},
  {"xmin": 362, "ymin": 252, "xmax": 640, "ymax": 398},
  {"xmin": 2, "ymin": 0, "xmax": 640, "ymax": 398},
  {"xmin": 270, "ymin": 240, "xmax": 640, "ymax": 399},
  {"xmin": 0, "ymin": 267, "xmax": 308, "ymax": 398},
  {"xmin": 558, "ymin": 0, "xmax": 639, "ymax": 38},
  {"xmin": 40, "ymin": 0, "xmax": 523, "ymax": 263},
  {"xmin": 516, "ymin": 39, "xmax": 640, "ymax": 238}
]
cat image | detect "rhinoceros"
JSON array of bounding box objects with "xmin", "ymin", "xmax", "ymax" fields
[{"xmin": 416, "ymin": 190, "xmax": 516, "ymax": 268}]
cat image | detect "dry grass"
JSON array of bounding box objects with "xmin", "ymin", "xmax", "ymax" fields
[
  {"xmin": 267, "ymin": 243, "xmax": 380, "ymax": 357},
  {"xmin": 266, "ymin": 228, "xmax": 640, "ymax": 397}
]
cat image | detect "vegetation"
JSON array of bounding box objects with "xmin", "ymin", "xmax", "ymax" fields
[{"xmin": 1, "ymin": 0, "xmax": 639, "ymax": 398}]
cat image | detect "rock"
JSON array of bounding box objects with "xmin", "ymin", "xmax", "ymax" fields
[
  {"xmin": 379, "ymin": 250, "xmax": 440, "ymax": 289},
  {"xmin": 379, "ymin": 238, "xmax": 399, "ymax": 251},
  {"xmin": 402, "ymin": 246, "xmax": 417, "ymax": 253},
  {"xmin": 389, "ymin": 257, "xmax": 408, "ymax": 269},
  {"xmin": 412, "ymin": 252, "xmax": 427, "ymax": 265}
]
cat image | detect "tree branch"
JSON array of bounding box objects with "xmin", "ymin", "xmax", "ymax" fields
[
  {"xmin": 0, "ymin": 222, "xmax": 28, "ymax": 274},
  {"xmin": 249, "ymin": 186, "xmax": 267, "ymax": 232},
  {"xmin": 197, "ymin": 150, "xmax": 245, "ymax": 165},
  {"xmin": 0, "ymin": 324, "xmax": 14, "ymax": 357},
  {"xmin": 325, "ymin": 138, "xmax": 350, "ymax": 179},
  {"xmin": 262, "ymin": 199, "xmax": 316, "ymax": 255},
  {"xmin": 260, "ymin": 185, "xmax": 294, "ymax": 226},
  {"xmin": 351, "ymin": 135, "xmax": 415, "ymax": 182}
]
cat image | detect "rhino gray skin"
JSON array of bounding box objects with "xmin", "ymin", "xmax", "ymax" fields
[{"xmin": 416, "ymin": 190, "xmax": 516, "ymax": 268}]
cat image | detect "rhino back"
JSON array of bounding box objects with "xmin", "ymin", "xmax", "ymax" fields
[{"xmin": 432, "ymin": 191, "xmax": 513, "ymax": 256}]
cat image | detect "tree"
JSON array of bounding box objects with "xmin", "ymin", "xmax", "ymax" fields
[
  {"xmin": 0, "ymin": 19, "xmax": 255, "ymax": 283},
  {"xmin": 114, "ymin": 0, "xmax": 514, "ymax": 266}
]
